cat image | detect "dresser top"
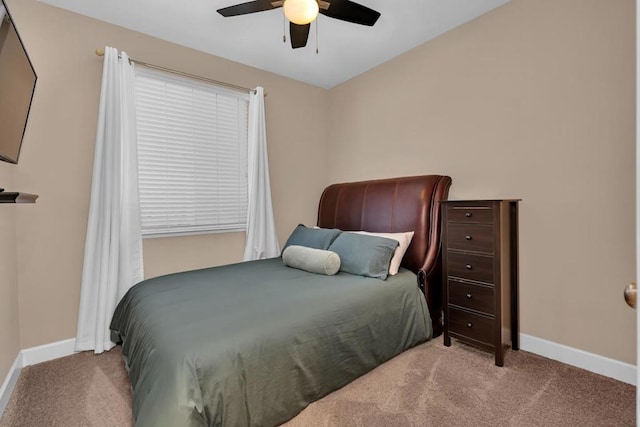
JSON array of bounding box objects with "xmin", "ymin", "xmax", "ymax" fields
[{"xmin": 441, "ymin": 199, "xmax": 521, "ymax": 203}]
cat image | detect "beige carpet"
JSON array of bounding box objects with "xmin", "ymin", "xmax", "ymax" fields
[{"xmin": 0, "ymin": 339, "xmax": 634, "ymax": 426}]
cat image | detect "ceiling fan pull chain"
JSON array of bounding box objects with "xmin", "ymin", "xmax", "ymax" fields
[
  {"xmin": 315, "ymin": 16, "xmax": 319, "ymax": 54},
  {"xmin": 282, "ymin": 12, "xmax": 286, "ymax": 43}
]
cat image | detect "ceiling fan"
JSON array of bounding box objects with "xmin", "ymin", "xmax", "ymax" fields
[{"xmin": 217, "ymin": 0, "xmax": 381, "ymax": 49}]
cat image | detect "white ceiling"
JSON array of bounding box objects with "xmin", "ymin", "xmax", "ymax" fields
[{"xmin": 39, "ymin": 0, "xmax": 510, "ymax": 89}]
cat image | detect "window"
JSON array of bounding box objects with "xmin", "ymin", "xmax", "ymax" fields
[{"xmin": 134, "ymin": 66, "xmax": 249, "ymax": 237}]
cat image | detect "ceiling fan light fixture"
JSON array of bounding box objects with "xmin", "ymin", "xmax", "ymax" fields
[{"xmin": 283, "ymin": 0, "xmax": 319, "ymax": 25}]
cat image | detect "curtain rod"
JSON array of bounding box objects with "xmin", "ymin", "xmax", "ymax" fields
[{"xmin": 94, "ymin": 48, "xmax": 257, "ymax": 95}]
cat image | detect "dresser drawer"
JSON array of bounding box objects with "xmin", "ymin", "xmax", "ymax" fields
[
  {"xmin": 448, "ymin": 307, "xmax": 494, "ymax": 346},
  {"xmin": 447, "ymin": 252, "xmax": 494, "ymax": 283},
  {"xmin": 446, "ymin": 223, "xmax": 494, "ymax": 254},
  {"xmin": 447, "ymin": 205, "xmax": 494, "ymax": 223},
  {"xmin": 448, "ymin": 280, "xmax": 494, "ymax": 315}
]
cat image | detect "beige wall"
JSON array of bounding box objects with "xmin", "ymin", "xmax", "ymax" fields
[
  {"xmin": 0, "ymin": 164, "xmax": 19, "ymax": 384},
  {"xmin": 326, "ymin": 0, "xmax": 636, "ymax": 363},
  {"xmin": 0, "ymin": 0, "xmax": 635, "ymax": 375},
  {"xmin": 6, "ymin": 0, "xmax": 328, "ymax": 348}
]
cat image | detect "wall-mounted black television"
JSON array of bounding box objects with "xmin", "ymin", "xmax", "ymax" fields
[{"xmin": 0, "ymin": 0, "xmax": 37, "ymax": 164}]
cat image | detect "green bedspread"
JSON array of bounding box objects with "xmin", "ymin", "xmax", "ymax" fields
[{"xmin": 110, "ymin": 257, "xmax": 431, "ymax": 427}]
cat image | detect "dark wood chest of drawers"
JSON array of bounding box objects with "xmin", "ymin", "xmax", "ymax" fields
[{"xmin": 442, "ymin": 200, "xmax": 520, "ymax": 366}]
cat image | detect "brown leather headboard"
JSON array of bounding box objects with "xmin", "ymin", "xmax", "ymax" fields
[{"xmin": 317, "ymin": 174, "xmax": 452, "ymax": 336}]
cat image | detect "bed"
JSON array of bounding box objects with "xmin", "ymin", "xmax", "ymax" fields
[{"xmin": 110, "ymin": 174, "xmax": 452, "ymax": 427}]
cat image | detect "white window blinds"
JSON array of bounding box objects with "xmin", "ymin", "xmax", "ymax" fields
[{"xmin": 134, "ymin": 66, "xmax": 249, "ymax": 237}]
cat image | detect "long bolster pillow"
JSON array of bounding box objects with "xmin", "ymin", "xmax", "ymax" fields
[{"xmin": 282, "ymin": 245, "xmax": 341, "ymax": 276}]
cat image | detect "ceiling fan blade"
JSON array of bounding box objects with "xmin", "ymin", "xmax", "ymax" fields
[
  {"xmin": 319, "ymin": 0, "xmax": 380, "ymax": 26},
  {"xmin": 217, "ymin": 0, "xmax": 279, "ymax": 17},
  {"xmin": 290, "ymin": 22, "xmax": 310, "ymax": 49}
]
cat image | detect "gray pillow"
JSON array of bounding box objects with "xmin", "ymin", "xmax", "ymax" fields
[
  {"xmin": 282, "ymin": 245, "xmax": 341, "ymax": 276},
  {"xmin": 283, "ymin": 224, "xmax": 342, "ymax": 251},
  {"xmin": 328, "ymin": 232, "xmax": 399, "ymax": 280}
]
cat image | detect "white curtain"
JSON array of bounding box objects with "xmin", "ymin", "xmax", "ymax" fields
[
  {"xmin": 243, "ymin": 87, "xmax": 280, "ymax": 260},
  {"xmin": 75, "ymin": 47, "xmax": 144, "ymax": 354}
]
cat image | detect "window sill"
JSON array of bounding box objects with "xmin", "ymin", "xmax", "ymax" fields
[{"xmin": 142, "ymin": 228, "xmax": 246, "ymax": 239}]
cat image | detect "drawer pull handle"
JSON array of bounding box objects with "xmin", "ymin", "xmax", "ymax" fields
[
  {"xmin": 465, "ymin": 235, "xmax": 472, "ymax": 240},
  {"xmin": 465, "ymin": 264, "xmax": 472, "ymax": 270},
  {"xmin": 467, "ymin": 322, "xmax": 473, "ymax": 328},
  {"xmin": 466, "ymin": 293, "xmax": 472, "ymax": 299},
  {"xmin": 465, "ymin": 212, "xmax": 472, "ymax": 218}
]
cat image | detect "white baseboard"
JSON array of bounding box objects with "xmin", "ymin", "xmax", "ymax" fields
[
  {"xmin": 0, "ymin": 352, "xmax": 23, "ymax": 418},
  {"xmin": 520, "ymin": 333, "xmax": 636, "ymax": 385},
  {"xmin": 20, "ymin": 338, "xmax": 77, "ymax": 367}
]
